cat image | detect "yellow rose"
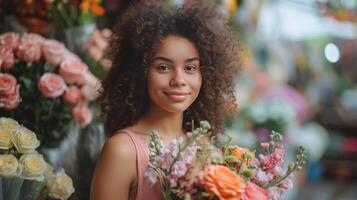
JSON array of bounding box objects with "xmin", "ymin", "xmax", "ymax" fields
[
  {"xmin": 0, "ymin": 117, "xmax": 19, "ymax": 132},
  {"xmin": 47, "ymin": 168, "xmax": 75, "ymax": 200},
  {"xmin": 12, "ymin": 126, "xmax": 40, "ymax": 153},
  {"xmin": 0, "ymin": 128, "xmax": 13, "ymax": 150},
  {"xmin": 0, "ymin": 154, "xmax": 20, "ymax": 177},
  {"xmin": 44, "ymin": 162, "xmax": 55, "ymax": 180},
  {"xmin": 19, "ymin": 153, "xmax": 46, "ymax": 181}
]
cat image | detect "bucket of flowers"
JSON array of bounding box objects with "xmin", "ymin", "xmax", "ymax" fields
[
  {"xmin": 0, "ymin": 32, "xmax": 100, "ymax": 148},
  {"xmin": 0, "ymin": 117, "xmax": 74, "ymax": 200}
]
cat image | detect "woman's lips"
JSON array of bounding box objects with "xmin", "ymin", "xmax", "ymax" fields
[{"xmin": 164, "ymin": 91, "xmax": 190, "ymax": 102}]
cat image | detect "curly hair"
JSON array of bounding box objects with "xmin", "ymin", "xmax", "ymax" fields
[{"xmin": 99, "ymin": 0, "xmax": 239, "ymax": 136}]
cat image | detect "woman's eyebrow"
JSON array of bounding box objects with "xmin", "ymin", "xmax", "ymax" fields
[
  {"xmin": 185, "ymin": 57, "xmax": 199, "ymax": 63},
  {"xmin": 153, "ymin": 56, "xmax": 173, "ymax": 63},
  {"xmin": 153, "ymin": 56, "xmax": 199, "ymax": 63}
]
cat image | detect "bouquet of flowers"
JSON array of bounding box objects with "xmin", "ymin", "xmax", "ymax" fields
[
  {"xmin": 47, "ymin": 0, "xmax": 105, "ymax": 30},
  {"xmin": 146, "ymin": 121, "xmax": 307, "ymax": 200},
  {"xmin": 0, "ymin": 117, "xmax": 74, "ymax": 200},
  {"xmin": 0, "ymin": 32, "xmax": 99, "ymax": 147}
]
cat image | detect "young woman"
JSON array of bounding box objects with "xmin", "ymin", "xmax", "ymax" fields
[{"xmin": 90, "ymin": 1, "xmax": 239, "ymax": 199}]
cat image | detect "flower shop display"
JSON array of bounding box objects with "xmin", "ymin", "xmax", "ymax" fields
[
  {"xmin": 0, "ymin": 32, "xmax": 100, "ymax": 148},
  {"xmin": 145, "ymin": 121, "xmax": 307, "ymax": 200},
  {"xmin": 47, "ymin": 0, "xmax": 105, "ymax": 30},
  {"xmin": 47, "ymin": 0, "xmax": 105, "ymax": 54},
  {"xmin": 0, "ymin": 117, "xmax": 74, "ymax": 200}
]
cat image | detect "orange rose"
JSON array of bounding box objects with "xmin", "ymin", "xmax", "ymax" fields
[
  {"xmin": 232, "ymin": 146, "xmax": 255, "ymax": 166},
  {"xmin": 199, "ymin": 165, "xmax": 245, "ymax": 200}
]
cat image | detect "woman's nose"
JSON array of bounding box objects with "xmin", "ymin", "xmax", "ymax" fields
[{"xmin": 169, "ymin": 70, "xmax": 186, "ymax": 87}]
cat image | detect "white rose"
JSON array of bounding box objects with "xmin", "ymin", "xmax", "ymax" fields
[
  {"xmin": 19, "ymin": 153, "xmax": 47, "ymax": 181},
  {"xmin": 0, "ymin": 154, "xmax": 20, "ymax": 177},
  {"xmin": 0, "ymin": 117, "xmax": 19, "ymax": 132},
  {"xmin": 0, "ymin": 128, "xmax": 13, "ymax": 150},
  {"xmin": 12, "ymin": 126, "xmax": 40, "ymax": 153},
  {"xmin": 47, "ymin": 168, "xmax": 75, "ymax": 200}
]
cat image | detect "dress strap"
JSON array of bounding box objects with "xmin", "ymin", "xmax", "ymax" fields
[{"xmin": 119, "ymin": 129, "xmax": 149, "ymax": 200}]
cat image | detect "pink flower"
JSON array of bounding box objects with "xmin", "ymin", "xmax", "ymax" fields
[
  {"xmin": 278, "ymin": 177, "xmax": 293, "ymax": 190},
  {"xmin": 83, "ymin": 71, "xmax": 99, "ymax": 88},
  {"xmin": 170, "ymin": 161, "xmax": 188, "ymax": 184},
  {"xmin": 0, "ymin": 73, "xmax": 18, "ymax": 96},
  {"xmin": 42, "ymin": 39, "xmax": 67, "ymax": 66},
  {"xmin": 144, "ymin": 167, "xmax": 158, "ymax": 185},
  {"xmin": 267, "ymin": 187, "xmax": 284, "ymax": 200},
  {"xmin": 241, "ymin": 183, "xmax": 268, "ymax": 200},
  {"xmin": 59, "ymin": 53, "xmax": 89, "ymax": 85},
  {"xmin": 72, "ymin": 103, "xmax": 92, "ymax": 128},
  {"xmin": 253, "ymin": 169, "xmax": 273, "ymax": 186},
  {"xmin": 80, "ymin": 85, "xmax": 99, "ymax": 101},
  {"xmin": 0, "ymin": 46, "xmax": 15, "ymax": 70},
  {"xmin": 38, "ymin": 73, "xmax": 67, "ymax": 98},
  {"xmin": 0, "ymin": 73, "xmax": 20, "ymax": 110},
  {"xmin": 88, "ymin": 46, "xmax": 103, "ymax": 61},
  {"xmin": 261, "ymin": 143, "xmax": 270, "ymax": 151},
  {"xmin": 17, "ymin": 40, "xmax": 41, "ymax": 62},
  {"xmin": 259, "ymin": 148, "xmax": 284, "ymax": 172},
  {"xmin": 21, "ymin": 33, "xmax": 44, "ymax": 44},
  {"xmin": 63, "ymin": 86, "xmax": 83, "ymax": 105},
  {"xmin": 0, "ymin": 32, "xmax": 20, "ymax": 50},
  {"xmin": 0, "ymin": 85, "xmax": 20, "ymax": 110},
  {"xmin": 273, "ymin": 166, "xmax": 284, "ymax": 179}
]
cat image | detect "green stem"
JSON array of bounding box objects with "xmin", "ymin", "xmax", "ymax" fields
[
  {"xmin": 263, "ymin": 166, "xmax": 296, "ymax": 189},
  {"xmin": 163, "ymin": 181, "xmax": 172, "ymax": 200},
  {"xmin": 58, "ymin": 4, "xmax": 74, "ymax": 28}
]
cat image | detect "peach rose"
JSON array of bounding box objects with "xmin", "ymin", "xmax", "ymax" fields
[
  {"xmin": 0, "ymin": 46, "xmax": 15, "ymax": 70},
  {"xmin": 0, "ymin": 73, "xmax": 17, "ymax": 96},
  {"xmin": 0, "ymin": 85, "xmax": 20, "ymax": 110},
  {"xmin": 0, "ymin": 73, "xmax": 20, "ymax": 110},
  {"xmin": 42, "ymin": 39, "xmax": 67, "ymax": 66},
  {"xmin": 38, "ymin": 73, "xmax": 67, "ymax": 98},
  {"xmin": 0, "ymin": 32, "xmax": 20, "ymax": 50},
  {"xmin": 59, "ymin": 53, "xmax": 89, "ymax": 85},
  {"xmin": 72, "ymin": 103, "xmax": 92, "ymax": 128},
  {"xmin": 199, "ymin": 165, "xmax": 246, "ymax": 200},
  {"xmin": 232, "ymin": 146, "xmax": 255, "ymax": 166},
  {"xmin": 17, "ymin": 40, "xmax": 41, "ymax": 62},
  {"xmin": 63, "ymin": 86, "xmax": 83, "ymax": 105},
  {"xmin": 241, "ymin": 183, "xmax": 268, "ymax": 200}
]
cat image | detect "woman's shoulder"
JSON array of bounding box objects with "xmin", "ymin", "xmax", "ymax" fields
[{"xmin": 100, "ymin": 129, "xmax": 137, "ymax": 165}]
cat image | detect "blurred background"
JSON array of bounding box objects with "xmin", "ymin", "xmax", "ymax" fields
[{"xmin": 0, "ymin": 0, "xmax": 356, "ymax": 199}]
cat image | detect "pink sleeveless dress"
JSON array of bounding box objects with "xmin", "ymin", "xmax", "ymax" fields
[{"xmin": 120, "ymin": 129, "xmax": 163, "ymax": 200}]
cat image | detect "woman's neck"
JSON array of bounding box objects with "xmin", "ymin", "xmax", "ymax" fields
[{"xmin": 134, "ymin": 106, "xmax": 184, "ymax": 138}]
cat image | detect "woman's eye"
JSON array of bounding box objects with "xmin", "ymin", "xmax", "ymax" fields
[
  {"xmin": 185, "ymin": 65, "xmax": 197, "ymax": 73},
  {"xmin": 158, "ymin": 64, "xmax": 171, "ymax": 72}
]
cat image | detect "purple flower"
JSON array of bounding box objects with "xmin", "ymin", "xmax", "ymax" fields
[
  {"xmin": 145, "ymin": 168, "xmax": 158, "ymax": 185},
  {"xmin": 253, "ymin": 169, "xmax": 273, "ymax": 186}
]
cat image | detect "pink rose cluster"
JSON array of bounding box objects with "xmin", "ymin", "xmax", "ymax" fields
[{"xmin": 0, "ymin": 32, "xmax": 100, "ymax": 127}]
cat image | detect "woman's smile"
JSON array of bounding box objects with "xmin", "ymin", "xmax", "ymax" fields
[{"xmin": 163, "ymin": 91, "xmax": 191, "ymax": 102}]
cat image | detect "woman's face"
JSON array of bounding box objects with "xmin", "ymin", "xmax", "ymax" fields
[{"xmin": 147, "ymin": 35, "xmax": 202, "ymax": 114}]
